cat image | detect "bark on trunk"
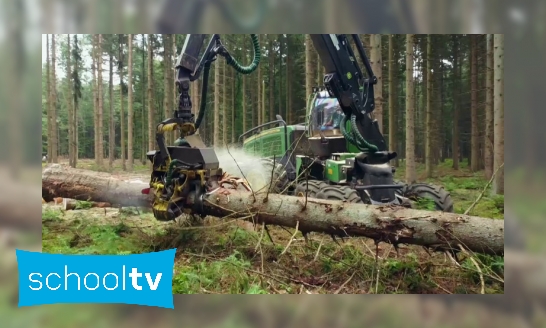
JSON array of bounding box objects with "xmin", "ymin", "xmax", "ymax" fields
[
  {"xmin": 452, "ymin": 35, "xmax": 460, "ymax": 170},
  {"xmin": 42, "ymin": 164, "xmax": 504, "ymax": 256},
  {"xmin": 109, "ymin": 50, "xmax": 115, "ymax": 169},
  {"xmin": 127, "ymin": 34, "xmax": 134, "ymax": 171},
  {"xmin": 470, "ymin": 35, "xmax": 479, "ymax": 172},
  {"xmin": 425, "ymin": 35, "xmax": 433, "ymax": 178},
  {"xmin": 370, "ymin": 34, "xmax": 383, "ymax": 133},
  {"xmin": 97, "ymin": 34, "xmax": 104, "ymax": 167},
  {"xmin": 388, "ymin": 35, "xmax": 397, "ymax": 166},
  {"xmin": 147, "ymin": 34, "xmax": 154, "ymax": 159},
  {"xmin": 51, "ymin": 34, "xmax": 58, "ymax": 163},
  {"xmin": 493, "ymin": 34, "xmax": 504, "ymax": 195},
  {"xmin": 242, "ymin": 39, "xmax": 247, "ymax": 133},
  {"xmin": 405, "ymin": 35, "xmax": 416, "ymax": 183},
  {"xmin": 484, "ymin": 34, "xmax": 494, "ymax": 179}
]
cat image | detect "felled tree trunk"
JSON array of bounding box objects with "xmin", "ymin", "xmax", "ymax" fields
[{"xmin": 42, "ymin": 164, "xmax": 504, "ymax": 256}]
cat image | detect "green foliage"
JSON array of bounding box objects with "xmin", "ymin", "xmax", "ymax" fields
[
  {"xmin": 42, "ymin": 220, "xmax": 147, "ymax": 255},
  {"xmin": 414, "ymin": 197, "xmax": 436, "ymax": 210},
  {"xmin": 461, "ymin": 254, "xmax": 504, "ymax": 285},
  {"xmin": 42, "ymin": 208, "xmax": 62, "ymax": 222},
  {"xmin": 172, "ymin": 251, "xmax": 257, "ymax": 294},
  {"xmin": 74, "ymin": 200, "xmax": 93, "ymax": 209},
  {"xmin": 245, "ymin": 284, "xmax": 268, "ymax": 294}
]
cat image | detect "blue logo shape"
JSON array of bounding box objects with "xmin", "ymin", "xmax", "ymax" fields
[{"xmin": 16, "ymin": 249, "xmax": 176, "ymax": 309}]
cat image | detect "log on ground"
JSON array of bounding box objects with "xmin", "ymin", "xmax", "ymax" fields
[{"xmin": 42, "ymin": 164, "xmax": 504, "ymax": 256}]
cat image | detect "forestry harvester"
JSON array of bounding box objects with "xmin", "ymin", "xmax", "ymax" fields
[{"xmin": 144, "ymin": 34, "xmax": 453, "ymax": 222}]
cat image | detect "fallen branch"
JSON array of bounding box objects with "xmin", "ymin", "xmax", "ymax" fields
[
  {"xmin": 459, "ymin": 244, "xmax": 485, "ymax": 294},
  {"xmin": 280, "ymin": 221, "xmax": 299, "ymax": 256},
  {"xmin": 42, "ymin": 164, "xmax": 504, "ymax": 256},
  {"xmin": 464, "ymin": 162, "xmax": 504, "ymax": 215}
]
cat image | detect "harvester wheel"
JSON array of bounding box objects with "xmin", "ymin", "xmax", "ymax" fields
[
  {"xmin": 294, "ymin": 180, "xmax": 329, "ymax": 198},
  {"xmin": 398, "ymin": 183, "xmax": 454, "ymax": 212},
  {"xmin": 315, "ymin": 185, "xmax": 363, "ymax": 203}
]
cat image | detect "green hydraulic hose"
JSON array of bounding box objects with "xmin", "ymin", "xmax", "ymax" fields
[
  {"xmin": 223, "ymin": 34, "xmax": 261, "ymax": 74},
  {"xmin": 165, "ymin": 159, "xmax": 184, "ymax": 187},
  {"xmin": 340, "ymin": 113, "xmax": 379, "ymax": 153},
  {"xmin": 350, "ymin": 114, "xmax": 378, "ymax": 152},
  {"xmin": 195, "ymin": 34, "xmax": 261, "ymax": 131}
]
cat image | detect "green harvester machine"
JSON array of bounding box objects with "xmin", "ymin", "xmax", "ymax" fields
[{"xmin": 238, "ymin": 88, "xmax": 454, "ymax": 212}]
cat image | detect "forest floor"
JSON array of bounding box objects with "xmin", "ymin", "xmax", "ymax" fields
[{"xmin": 42, "ymin": 158, "xmax": 504, "ymax": 294}]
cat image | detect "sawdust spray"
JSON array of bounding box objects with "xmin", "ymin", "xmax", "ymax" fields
[{"xmin": 214, "ymin": 147, "xmax": 272, "ymax": 192}]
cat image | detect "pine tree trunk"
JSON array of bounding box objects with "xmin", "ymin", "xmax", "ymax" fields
[
  {"xmin": 405, "ymin": 34, "xmax": 416, "ymax": 184},
  {"xmin": 286, "ymin": 36, "xmax": 291, "ymax": 124},
  {"xmin": 452, "ymin": 35, "xmax": 460, "ymax": 170},
  {"xmin": 222, "ymin": 53, "xmax": 227, "ymax": 146},
  {"xmin": 147, "ymin": 34, "xmax": 154, "ymax": 165},
  {"xmin": 484, "ymin": 34, "xmax": 494, "ymax": 179},
  {"xmin": 46, "ymin": 35, "xmax": 52, "ymax": 162},
  {"xmin": 127, "ymin": 34, "xmax": 134, "ymax": 171},
  {"xmin": 73, "ymin": 35, "xmax": 79, "ymax": 167},
  {"xmin": 174, "ymin": 35, "xmax": 180, "ymax": 141},
  {"xmin": 279, "ymin": 35, "xmax": 283, "ymax": 119},
  {"xmin": 119, "ymin": 34, "xmax": 126, "ymax": 171},
  {"xmin": 252, "ymin": 62, "xmax": 257, "ymax": 128},
  {"xmin": 257, "ymin": 35, "xmax": 262, "ymax": 126},
  {"xmin": 388, "ymin": 35, "xmax": 398, "ymax": 167},
  {"xmin": 97, "ymin": 34, "xmax": 104, "ymax": 167},
  {"xmin": 109, "ymin": 50, "xmax": 115, "ymax": 169},
  {"xmin": 51, "ymin": 34, "xmax": 58, "ymax": 163},
  {"xmin": 163, "ymin": 35, "xmax": 172, "ymax": 144},
  {"xmin": 415, "ymin": 36, "xmax": 424, "ymax": 163},
  {"xmin": 425, "ymin": 35, "xmax": 433, "ymax": 178},
  {"xmin": 437, "ymin": 41, "xmax": 444, "ymax": 164},
  {"xmin": 305, "ymin": 34, "xmax": 315, "ymax": 109},
  {"xmin": 470, "ymin": 35, "xmax": 479, "ymax": 172},
  {"xmin": 231, "ymin": 58, "xmax": 235, "ymax": 144},
  {"xmin": 432, "ymin": 37, "xmax": 440, "ymax": 165},
  {"xmin": 242, "ymin": 38, "xmax": 247, "ymax": 134},
  {"xmin": 370, "ymin": 34, "xmax": 383, "ymax": 133},
  {"xmin": 167, "ymin": 35, "xmax": 175, "ymax": 145},
  {"xmin": 493, "ymin": 34, "xmax": 504, "ymax": 195},
  {"xmin": 262, "ymin": 79, "xmax": 266, "ymax": 124},
  {"xmin": 66, "ymin": 35, "xmax": 75, "ymax": 168},
  {"xmin": 141, "ymin": 34, "xmax": 146, "ymax": 165},
  {"xmin": 268, "ymin": 35, "xmax": 274, "ymax": 122},
  {"xmin": 316, "ymin": 46, "xmax": 321, "ymax": 86},
  {"xmin": 213, "ymin": 57, "xmax": 220, "ymax": 146},
  {"xmin": 92, "ymin": 35, "xmax": 99, "ymax": 164}
]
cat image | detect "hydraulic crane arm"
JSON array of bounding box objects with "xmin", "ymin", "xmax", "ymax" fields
[
  {"xmin": 154, "ymin": 34, "xmax": 260, "ymax": 164},
  {"xmin": 309, "ymin": 34, "xmax": 389, "ymax": 155},
  {"xmin": 164, "ymin": 34, "xmax": 386, "ymax": 157}
]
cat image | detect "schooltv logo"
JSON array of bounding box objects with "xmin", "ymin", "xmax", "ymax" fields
[{"xmin": 16, "ymin": 249, "xmax": 176, "ymax": 308}]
